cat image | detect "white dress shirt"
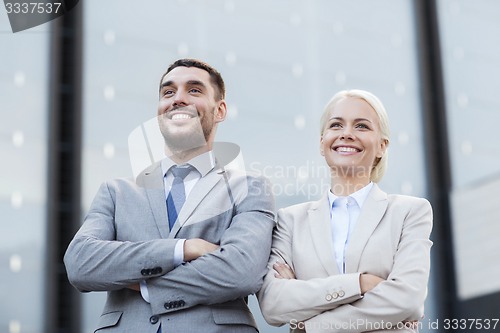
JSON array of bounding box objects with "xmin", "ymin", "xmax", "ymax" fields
[{"xmin": 328, "ymin": 182, "xmax": 373, "ymax": 273}]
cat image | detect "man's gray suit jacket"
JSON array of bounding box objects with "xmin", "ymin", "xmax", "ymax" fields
[{"xmin": 64, "ymin": 161, "xmax": 276, "ymax": 332}]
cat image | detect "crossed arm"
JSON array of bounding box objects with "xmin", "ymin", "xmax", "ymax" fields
[
  {"xmin": 274, "ymin": 262, "xmax": 384, "ymax": 295},
  {"xmin": 127, "ymin": 238, "xmax": 219, "ymax": 292}
]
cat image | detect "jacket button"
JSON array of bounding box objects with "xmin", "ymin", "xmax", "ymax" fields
[
  {"xmin": 338, "ymin": 290, "xmax": 345, "ymax": 297},
  {"xmin": 150, "ymin": 315, "xmax": 159, "ymax": 324},
  {"xmin": 141, "ymin": 269, "xmax": 149, "ymax": 276},
  {"xmin": 164, "ymin": 302, "xmax": 171, "ymax": 310},
  {"xmin": 153, "ymin": 267, "xmax": 163, "ymax": 274}
]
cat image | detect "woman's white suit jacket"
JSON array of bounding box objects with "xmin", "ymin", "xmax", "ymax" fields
[{"xmin": 258, "ymin": 184, "xmax": 433, "ymax": 333}]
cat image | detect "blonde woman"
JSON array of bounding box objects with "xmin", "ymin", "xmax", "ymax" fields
[{"xmin": 258, "ymin": 90, "xmax": 432, "ymax": 332}]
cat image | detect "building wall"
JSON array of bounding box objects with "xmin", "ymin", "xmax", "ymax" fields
[{"xmin": 1, "ymin": 1, "xmax": 499, "ymax": 332}]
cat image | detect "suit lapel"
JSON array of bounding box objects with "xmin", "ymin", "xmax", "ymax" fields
[
  {"xmin": 308, "ymin": 193, "xmax": 341, "ymax": 276},
  {"xmin": 345, "ymin": 184, "xmax": 388, "ymax": 273},
  {"xmin": 169, "ymin": 166, "xmax": 224, "ymax": 237},
  {"xmin": 137, "ymin": 162, "xmax": 171, "ymax": 239}
]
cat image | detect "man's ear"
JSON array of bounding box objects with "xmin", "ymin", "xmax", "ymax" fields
[{"xmin": 215, "ymin": 100, "xmax": 227, "ymax": 123}]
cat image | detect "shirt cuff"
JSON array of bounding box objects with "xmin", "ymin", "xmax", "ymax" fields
[
  {"xmin": 140, "ymin": 280, "xmax": 150, "ymax": 303},
  {"xmin": 174, "ymin": 239, "xmax": 186, "ymax": 266},
  {"xmin": 139, "ymin": 239, "xmax": 185, "ymax": 304}
]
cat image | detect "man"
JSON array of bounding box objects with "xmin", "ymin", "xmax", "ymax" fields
[{"xmin": 64, "ymin": 59, "xmax": 275, "ymax": 332}]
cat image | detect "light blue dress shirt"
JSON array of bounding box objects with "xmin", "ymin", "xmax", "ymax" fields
[{"xmin": 328, "ymin": 182, "xmax": 373, "ymax": 273}]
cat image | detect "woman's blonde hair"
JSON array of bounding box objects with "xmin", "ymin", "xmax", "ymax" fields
[{"xmin": 319, "ymin": 89, "xmax": 390, "ymax": 183}]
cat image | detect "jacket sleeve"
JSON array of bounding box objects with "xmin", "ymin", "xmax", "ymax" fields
[
  {"xmin": 63, "ymin": 181, "xmax": 179, "ymax": 292},
  {"xmin": 146, "ymin": 175, "xmax": 276, "ymax": 315},
  {"xmin": 257, "ymin": 207, "xmax": 362, "ymax": 326},
  {"xmin": 304, "ymin": 198, "xmax": 433, "ymax": 333}
]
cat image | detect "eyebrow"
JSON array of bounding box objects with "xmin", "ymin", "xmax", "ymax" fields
[
  {"xmin": 328, "ymin": 116, "xmax": 373, "ymax": 123},
  {"xmin": 160, "ymin": 79, "xmax": 207, "ymax": 91}
]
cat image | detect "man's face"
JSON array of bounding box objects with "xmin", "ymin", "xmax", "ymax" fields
[{"xmin": 157, "ymin": 66, "xmax": 226, "ymax": 153}]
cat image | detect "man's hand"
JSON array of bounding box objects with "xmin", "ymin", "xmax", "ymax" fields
[
  {"xmin": 127, "ymin": 284, "xmax": 140, "ymax": 291},
  {"xmin": 183, "ymin": 238, "xmax": 219, "ymax": 262},
  {"xmin": 273, "ymin": 261, "xmax": 296, "ymax": 279},
  {"xmin": 359, "ymin": 273, "xmax": 384, "ymax": 295}
]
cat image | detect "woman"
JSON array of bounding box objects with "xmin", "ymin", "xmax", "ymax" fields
[{"xmin": 258, "ymin": 90, "xmax": 432, "ymax": 332}]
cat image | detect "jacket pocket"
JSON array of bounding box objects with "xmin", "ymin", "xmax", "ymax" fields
[{"xmin": 95, "ymin": 311, "xmax": 123, "ymax": 331}]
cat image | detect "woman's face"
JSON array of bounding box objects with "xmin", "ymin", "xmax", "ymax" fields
[{"xmin": 320, "ymin": 97, "xmax": 387, "ymax": 180}]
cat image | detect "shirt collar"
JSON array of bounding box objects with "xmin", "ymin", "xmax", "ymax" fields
[
  {"xmin": 328, "ymin": 182, "xmax": 374, "ymax": 208},
  {"xmin": 161, "ymin": 150, "xmax": 216, "ymax": 177}
]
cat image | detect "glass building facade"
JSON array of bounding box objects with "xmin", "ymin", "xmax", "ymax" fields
[{"xmin": 0, "ymin": 13, "xmax": 48, "ymax": 333}]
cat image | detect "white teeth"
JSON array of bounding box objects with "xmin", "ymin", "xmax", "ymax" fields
[
  {"xmin": 172, "ymin": 113, "xmax": 191, "ymax": 120},
  {"xmin": 336, "ymin": 147, "xmax": 358, "ymax": 152}
]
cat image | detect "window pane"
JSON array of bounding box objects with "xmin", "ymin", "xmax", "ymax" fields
[
  {"xmin": 438, "ymin": 0, "xmax": 500, "ymax": 301},
  {"xmin": 0, "ymin": 15, "xmax": 48, "ymax": 333}
]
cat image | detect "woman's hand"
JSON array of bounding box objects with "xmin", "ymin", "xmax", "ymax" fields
[{"xmin": 273, "ymin": 261, "xmax": 296, "ymax": 279}]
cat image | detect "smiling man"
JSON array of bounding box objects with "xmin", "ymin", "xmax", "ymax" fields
[
  {"xmin": 157, "ymin": 62, "xmax": 225, "ymax": 159},
  {"xmin": 64, "ymin": 59, "xmax": 276, "ymax": 332}
]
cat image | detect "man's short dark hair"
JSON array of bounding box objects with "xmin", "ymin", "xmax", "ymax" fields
[{"xmin": 159, "ymin": 58, "xmax": 226, "ymax": 101}]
